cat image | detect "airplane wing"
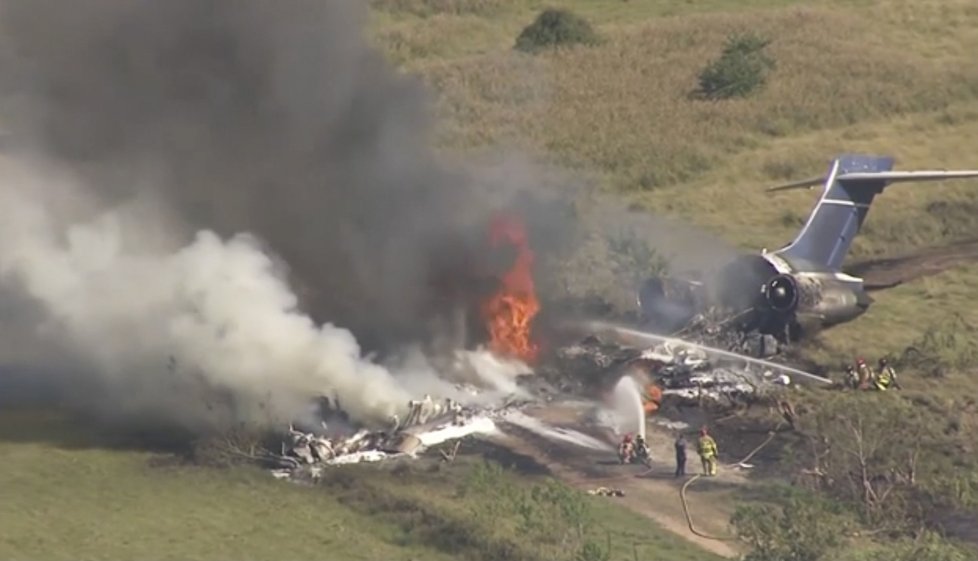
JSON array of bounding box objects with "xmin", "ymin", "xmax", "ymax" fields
[{"xmin": 583, "ymin": 320, "xmax": 833, "ymax": 386}]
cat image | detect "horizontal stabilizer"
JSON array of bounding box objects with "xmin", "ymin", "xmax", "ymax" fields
[
  {"xmin": 771, "ymin": 155, "xmax": 978, "ymax": 271},
  {"xmin": 766, "ymin": 177, "xmax": 823, "ymax": 192},
  {"xmin": 767, "ymin": 169, "xmax": 978, "ymax": 192},
  {"xmin": 836, "ymin": 170, "xmax": 978, "ymax": 183}
]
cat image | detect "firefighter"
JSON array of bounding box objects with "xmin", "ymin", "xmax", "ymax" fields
[
  {"xmin": 697, "ymin": 426, "xmax": 718, "ymax": 476},
  {"xmin": 674, "ymin": 433, "xmax": 687, "ymax": 477},
  {"xmin": 618, "ymin": 434, "xmax": 635, "ymax": 464},
  {"xmin": 855, "ymin": 358, "xmax": 874, "ymax": 390},
  {"xmin": 875, "ymin": 357, "xmax": 900, "ymax": 391},
  {"xmin": 844, "ymin": 364, "xmax": 859, "ymax": 390},
  {"xmin": 634, "ymin": 434, "xmax": 650, "ymax": 465}
]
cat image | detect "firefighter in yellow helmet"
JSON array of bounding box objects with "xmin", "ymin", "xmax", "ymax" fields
[
  {"xmin": 697, "ymin": 426, "xmax": 718, "ymax": 476},
  {"xmin": 874, "ymin": 357, "xmax": 900, "ymax": 391}
]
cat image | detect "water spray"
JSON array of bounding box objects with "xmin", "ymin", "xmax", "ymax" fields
[{"xmin": 610, "ymin": 376, "xmax": 646, "ymax": 440}]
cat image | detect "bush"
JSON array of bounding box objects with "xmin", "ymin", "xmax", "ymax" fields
[
  {"xmin": 840, "ymin": 531, "xmax": 976, "ymax": 561},
  {"xmin": 190, "ymin": 427, "xmax": 273, "ymax": 468},
  {"xmin": 731, "ymin": 489, "xmax": 849, "ymax": 561},
  {"xmin": 697, "ymin": 32, "xmax": 775, "ymax": 100},
  {"xmin": 897, "ymin": 313, "xmax": 978, "ymax": 377},
  {"xmin": 606, "ymin": 228, "xmax": 671, "ymax": 285},
  {"xmin": 515, "ymin": 9, "xmax": 600, "ymax": 53}
]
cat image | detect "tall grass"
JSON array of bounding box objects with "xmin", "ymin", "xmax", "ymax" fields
[{"xmin": 426, "ymin": 7, "xmax": 978, "ymax": 191}]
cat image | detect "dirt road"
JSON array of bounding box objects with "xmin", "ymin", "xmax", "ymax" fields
[
  {"xmin": 851, "ymin": 238, "xmax": 978, "ymax": 289},
  {"xmin": 490, "ymin": 404, "xmax": 747, "ymax": 559}
]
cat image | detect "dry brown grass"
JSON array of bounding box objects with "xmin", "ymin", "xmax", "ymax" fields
[
  {"xmin": 638, "ymin": 108, "xmax": 978, "ymax": 259},
  {"xmin": 425, "ymin": 6, "xmax": 978, "ymax": 188},
  {"xmin": 371, "ymin": 0, "xmax": 978, "ymax": 260},
  {"xmin": 370, "ymin": 0, "xmax": 512, "ymax": 18},
  {"xmin": 370, "ymin": 0, "xmax": 978, "ymax": 359}
]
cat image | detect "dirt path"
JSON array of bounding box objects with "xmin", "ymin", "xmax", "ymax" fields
[
  {"xmin": 489, "ymin": 406, "xmax": 747, "ymax": 559},
  {"xmin": 850, "ymin": 238, "xmax": 978, "ymax": 289}
]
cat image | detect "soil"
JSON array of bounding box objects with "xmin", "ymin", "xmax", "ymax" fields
[
  {"xmin": 486, "ymin": 401, "xmax": 757, "ymax": 559},
  {"xmin": 849, "ymin": 238, "xmax": 978, "ymax": 290}
]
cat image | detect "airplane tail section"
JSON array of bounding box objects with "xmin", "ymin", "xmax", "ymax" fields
[{"xmin": 769, "ymin": 155, "xmax": 978, "ymax": 271}]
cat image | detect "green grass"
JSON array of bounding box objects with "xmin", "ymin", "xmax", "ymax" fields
[
  {"xmin": 807, "ymin": 263, "xmax": 978, "ymax": 387},
  {"xmin": 0, "ymin": 410, "xmax": 718, "ymax": 561},
  {"xmin": 0, "ymin": 411, "xmax": 451, "ymax": 561}
]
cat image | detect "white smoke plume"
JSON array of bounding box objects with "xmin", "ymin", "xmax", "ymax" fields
[{"xmin": 0, "ymin": 158, "xmax": 416, "ymax": 430}]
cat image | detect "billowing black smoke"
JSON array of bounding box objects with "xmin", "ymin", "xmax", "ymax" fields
[
  {"xmin": 0, "ymin": 0, "xmax": 528, "ymax": 351},
  {"xmin": 0, "ymin": 0, "xmax": 736, "ymax": 431}
]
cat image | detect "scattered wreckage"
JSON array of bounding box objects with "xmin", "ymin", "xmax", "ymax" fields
[
  {"xmin": 269, "ymin": 394, "xmax": 503, "ymax": 483},
  {"xmin": 551, "ymin": 322, "xmax": 828, "ymax": 412},
  {"xmin": 262, "ymin": 318, "xmax": 827, "ymax": 483}
]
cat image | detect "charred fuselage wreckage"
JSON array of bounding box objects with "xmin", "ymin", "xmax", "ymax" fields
[
  {"xmin": 550, "ymin": 328, "xmax": 827, "ymax": 419},
  {"xmin": 638, "ymin": 155, "xmax": 978, "ymax": 345}
]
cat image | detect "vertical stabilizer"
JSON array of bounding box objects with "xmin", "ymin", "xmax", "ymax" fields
[{"xmin": 774, "ymin": 155, "xmax": 893, "ymax": 271}]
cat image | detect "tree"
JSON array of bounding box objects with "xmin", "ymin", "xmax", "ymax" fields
[
  {"xmin": 606, "ymin": 228, "xmax": 671, "ymax": 285},
  {"xmin": 797, "ymin": 395, "xmax": 926, "ymax": 522},
  {"xmin": 697, "ymin": 32, "xmax": 775, "ymax": 100},
  {"xmin": 515, "ymin": 9, "xmax": 600, "ymax": 53}
]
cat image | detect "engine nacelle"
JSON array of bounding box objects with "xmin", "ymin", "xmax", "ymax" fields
[{"xmin": 763, "ymin": 274, "xmax": 799, "ymax": 313}]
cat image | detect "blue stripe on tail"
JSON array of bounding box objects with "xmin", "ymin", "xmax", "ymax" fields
[{"xmin": 775, "ymin": 155, "xmax": 894, "ymax": 271}]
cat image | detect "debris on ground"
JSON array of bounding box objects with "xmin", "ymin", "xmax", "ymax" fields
[
  {"xmin": 587, "ymin": 487, "xmax": 625, "ymax": 497},
  {"xmin": 267, "ymin": 399, "xmax": 502, "ymax": 483},
  {"xmin": 546, "ymin": 327, "xmax": 822, "ymax": 410},
  {"xmin": 258, "ymin": 319, "xmax": 825, "ymax": 484}
]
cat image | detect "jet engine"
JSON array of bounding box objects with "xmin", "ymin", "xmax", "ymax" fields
[
  {"xmin": 637, "ymin": 252, "xmax": 869, "ymax": 344},
  {"xmin": 763, "ymin": 274, "xmax": 799, "ymax": 313}
]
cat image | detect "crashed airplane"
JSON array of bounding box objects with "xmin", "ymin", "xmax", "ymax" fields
[{"xmin": 638, "ymin": 155, "xmax": 978, "ymax": 344}]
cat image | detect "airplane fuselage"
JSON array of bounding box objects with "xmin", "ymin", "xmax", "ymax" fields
[
  {"xmin": 638, "ymin": 154, "xmax": 978, "ymax": 344},
  {"xmin": 638, "ymin": 251, "xmax": 872, "ymax": 343}
]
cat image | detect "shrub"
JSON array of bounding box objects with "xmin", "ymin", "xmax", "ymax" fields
[
  {"xmin": 515, "ymin": 9, "xmax": 599, "ymax": 53},
  {"xmin": 897, "ymin": 313, "xmax": 978, "ymax": 376},
  {"xmin": 697, "ymin": 32, "xmax": 775, "ymax": 100},
  {"xmin": 731, "ymin": 490, "xmax": 848, "ymax": 561},
  {"xmin": 606, "ymin": 228, "xmax": 671, "ymax": 285}
]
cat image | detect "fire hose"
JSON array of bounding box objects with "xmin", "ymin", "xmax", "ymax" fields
[
  {"xmin": 530, "ymin": 423, "xmax": 784, "ymax": 543},
  {"xmin": 679, "ymin": 425, "xmax": 782, "ymax": 542}
]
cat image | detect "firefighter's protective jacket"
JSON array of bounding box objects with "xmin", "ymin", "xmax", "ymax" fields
[{"xmin": 697, "ymin": 435, "xmax": 718, "ymax": 458}]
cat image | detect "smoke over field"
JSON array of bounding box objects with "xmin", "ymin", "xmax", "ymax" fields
[{"xmin": 0, "ymin": 0, "xmax": 735, "ymax": 432}]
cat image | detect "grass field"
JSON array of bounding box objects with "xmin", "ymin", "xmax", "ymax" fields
[
  {"xmin": 367, "ymin": 0, "xmax": 978, "ymax": 360},
  {"xmin": 0, "ymin": 410, "xmax": 719, "ymax": 561},
  {"xmin": 6, "ymin": 1, "xmax": 978, "ymax": 559}
]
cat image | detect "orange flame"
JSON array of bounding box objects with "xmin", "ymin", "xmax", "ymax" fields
[
  {"xmin": 642, "ymin": 383, "xmax": 663, "ymax": 415},
  {"xmin": 481, "ymin": 214, "xmax": 541, "ymax": 363}
]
